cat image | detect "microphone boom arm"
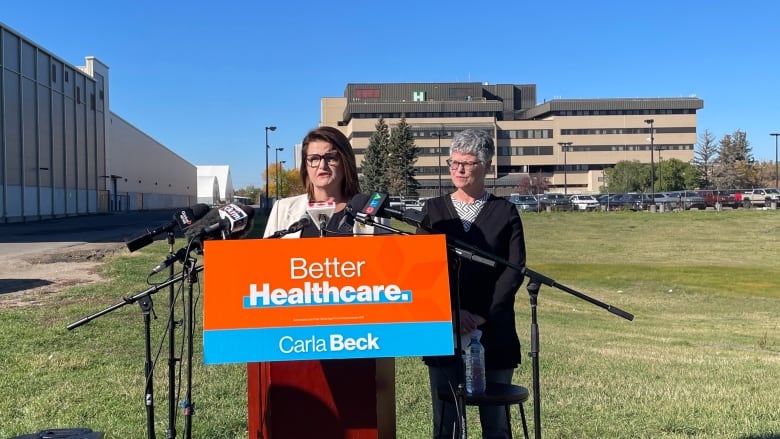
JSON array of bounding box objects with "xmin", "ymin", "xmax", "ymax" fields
[
  {"xmin": 383, "ymin": 211, "xmax": 635, "ymax": 321},
  {"xmin": 66, "ymin": 265, "xmax": 204, "ymax": 330}
]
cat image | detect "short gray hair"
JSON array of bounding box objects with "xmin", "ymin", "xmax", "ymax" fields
[{"xmin": 450, "ymin": 129, "xmax": 494, "ymax": 163}]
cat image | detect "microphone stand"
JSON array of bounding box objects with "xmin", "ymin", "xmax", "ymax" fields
[
  {"xmin": 166, "ymin": 232, "xmax": 181, "ymax": 439},
  {"xmin": 357, "ymin": 208, "xmax": 636, "ymax": 439},
  {"xmin": 67, "ymin": 265, "xmax": 204, "ymax": 439},
  {"xmin": 420, "ymin": 226, "xmax": 635, "ymax": 439},
  {"xmin": 179, "ymin": 239, "xmax": 203, "ymax": 439},
  {"xmin": 349, "ymin": 214, "xmax": 480, "ymax": 439},
  {"xmin": 142, "ymin": 287, "xmax": 157, "ymax": 439}
]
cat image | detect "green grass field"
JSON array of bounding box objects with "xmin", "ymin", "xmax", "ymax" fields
[{"xmin": 1, "ymin": 209, "xmax": 779, "ymax": 438}]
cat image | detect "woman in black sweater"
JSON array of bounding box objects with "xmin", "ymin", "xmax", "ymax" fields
[{"xmin": 419, "ymin": 129, "xmax": 526, "ymax": 439}]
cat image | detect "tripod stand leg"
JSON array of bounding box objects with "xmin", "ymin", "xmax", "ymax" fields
[
  {"xmin": 139, "ymin": 296, "xmax": 157, "ymax": 439},
  {"xmin": 527, "ymin": 282, "xmax": 541, "ymax": 439}
]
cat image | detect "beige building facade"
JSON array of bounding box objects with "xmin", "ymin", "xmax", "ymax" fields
[{"xmin": 322, "ymin": 82, "xmax": 703, "ymax": 197}]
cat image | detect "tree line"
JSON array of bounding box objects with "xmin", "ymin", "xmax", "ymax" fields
[
  {"xmin": 605, "ymin": 129, "xmax": 778, "ymax": 193},
  {"xmin": 237, "ymin": 127, "xmax": 777, "ymax": 202}
]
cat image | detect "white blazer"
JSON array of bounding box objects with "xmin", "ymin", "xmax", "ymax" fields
[
  {"xmin": 263, "ymin": 194, "xmax": 309, "ymax": 238},
  {"xmin": 262, "ymin": 194, "xmax": 385, "ymax": 238}
]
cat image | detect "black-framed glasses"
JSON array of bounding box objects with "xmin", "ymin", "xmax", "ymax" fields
[
  {"xmin": 446, "ymin": 159, "xmax": 482, "ymax": 170},
  {"xmin": 306, "ymin": 153, "xmax": 340, "ymax": 167}
]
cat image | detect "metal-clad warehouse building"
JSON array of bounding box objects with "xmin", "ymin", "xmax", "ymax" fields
[{"xmin": 0, "ymin": 21, "xmax": 196, "ymax": 223}]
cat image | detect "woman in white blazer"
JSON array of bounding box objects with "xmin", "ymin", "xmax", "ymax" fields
[{"xmin": 263, "ymin": 126, "xmax": 364, "ymax": 238}]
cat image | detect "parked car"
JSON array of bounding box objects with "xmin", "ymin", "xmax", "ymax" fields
[
  {"xmin": 739, "ymin": 188, "xmax": 780, "ymax": 208},
  {"xmin": 617, "ymin": 193, "xmax": 654, "ymax": 211},
  {"xmin": 402, "ymin": 198, "xmax": 423, "ymax": 211},
  {"xmin": 697, "ymin": 189, "xmax": 738, "ymax": 209},
  {"xmin": 652, "ymin": 192, "xmax": 680, "ymax": 210},
  {"xmin": 597, "ymin": 193, "xmax": 625, "ymax": 211},
  {"xmin": 669, "ymin": 190, "xmax": 707, "ymax": 210},
  {"xmin": 509, "ymin": 194, "xmax": 540, "ymax": 212},
  {"xmin": 569, "ymin": 194, "xmax": 600, "ymax": 211},
  {"xmin": 538, "ymin": 193, "xmax": 571, "ymax": 211},
  {"xmin": 388, "ymin": 196, "xmax": 404, "ymax": 210}
]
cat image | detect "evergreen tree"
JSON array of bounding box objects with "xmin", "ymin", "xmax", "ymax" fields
[
  {"xmin": 713, "ymin": 129, "xmax": 756, "ymax": 188},
  {"xmin": 359, "ymin": 117, "xmax": 390, "ymax": 193},
  {"xmin": 387, "ymin": 117, "xmax": 419, "ymax": 197},
  {"xmin": 693, "ymin": 129, "xmax": 719, "ymax": 189}
]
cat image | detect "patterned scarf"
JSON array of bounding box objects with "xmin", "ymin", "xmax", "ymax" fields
[{"xmin": 450, "ymin": 192, "xmax": 489, "ymax": 232}]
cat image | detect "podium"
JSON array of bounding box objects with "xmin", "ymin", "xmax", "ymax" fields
[
  {"xmin": 247, "ymin": 359, "xmax": 396, "ymax": 439},
  {"xmin": 202, "ymin": 236, "xmax": 453, "ymax": 439}
]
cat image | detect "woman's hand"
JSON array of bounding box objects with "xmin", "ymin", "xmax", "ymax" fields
[{"xmin": 459, "ymin": 310, "xmax": 486, "ymax": 333}]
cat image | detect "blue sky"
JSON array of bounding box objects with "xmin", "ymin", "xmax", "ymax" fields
[{"xmin": 4, "ymin": 1, "xmax": 779, "ymax": 189}]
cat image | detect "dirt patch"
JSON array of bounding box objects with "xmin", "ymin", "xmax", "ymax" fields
[{"xmin": 0, "ymin": 242, "xmax": 125, "ymax": 309}]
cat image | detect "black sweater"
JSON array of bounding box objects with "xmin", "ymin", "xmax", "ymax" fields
[{"xmin": 419, "ymin": 194, "xmax": 526, "ymax": 369}]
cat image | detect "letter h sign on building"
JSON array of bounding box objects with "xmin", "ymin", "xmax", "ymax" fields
[{"xmin": 201, "ymin": 235, "xmax": 454, "ymax": 364}]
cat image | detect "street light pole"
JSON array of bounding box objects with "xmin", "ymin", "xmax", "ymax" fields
[
  {"xmin": 275, "ymin": 147, "xmax": 284, "ymax": 200},
  {"xmin": 644, "ymin": 119, "xmax": 655, "ymax": 196},
  {"xmin": 771, "ymin": 133, "xmax": 780, "ymax": 189},
  {"xmin": 557, "ymin": 142, "xmax": 572, "ymax": 196},
  {"xmin": 434, "ymin": 132, "xmax": 443, "ymax": 196},
  {"xmin": 264, "ymin": 126, "xmax": 277, "ymax": 207},
  {"xmin": 277, "ymin": 160, "xmax": 286, "ymax": 200}
]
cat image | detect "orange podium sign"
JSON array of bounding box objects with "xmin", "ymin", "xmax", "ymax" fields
[{"xmin": 202, "ymin": 234, "xmax": 454, "ymax": 364}]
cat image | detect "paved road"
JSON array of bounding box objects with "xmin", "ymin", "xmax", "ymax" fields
[{"xmin": 0, "ymin": 210, "xmax": 183, "ymax": 258}]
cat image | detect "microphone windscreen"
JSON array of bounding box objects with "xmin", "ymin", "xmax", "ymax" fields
[
  {"xmin": 218, "ymin": 203, "xmax": 254, "ymax": 237},
  {"xmin": 184, "ymin": 208, "xmax": 223, "ymax": 240},
  {"xmin": 306, "ymin": 200, "xmax": 336, "ymax": 230},
  {"xmin": 349, "ymin": 193, "xmax": 371, "ymax": 211},
  {"xmin": 361, "ymin": 193, "xmax": 388, "ymax": 216},
  {"xmin": 175, "ymin": 203, "xmax": 211, "ymax": 229},
  {"xmin": 344, "ymin": 193, "xmax": 376, "ymax": 236},
  {"xmin": 227, "ymin": 204, "xmax": 256, "ymax": 238}
]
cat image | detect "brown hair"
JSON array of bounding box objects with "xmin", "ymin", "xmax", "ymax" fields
[{"xmin": 298, "ymin": 126, "xmax": 360, "ymax": 200}]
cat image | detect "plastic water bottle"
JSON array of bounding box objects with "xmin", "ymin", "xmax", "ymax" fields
[{"xmin": 464, "ymin": 332, "xmax": 486, "ymax": 395}]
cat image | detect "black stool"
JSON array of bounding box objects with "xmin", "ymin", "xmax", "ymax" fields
[{"xmin": 437, "ymin": 382, "xmax": 530, "ymax": 439}]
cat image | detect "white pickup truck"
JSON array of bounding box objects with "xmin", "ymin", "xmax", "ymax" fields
[{"xmin": 740, "ymin": 188, "xmax": 780, "ymax": 208}]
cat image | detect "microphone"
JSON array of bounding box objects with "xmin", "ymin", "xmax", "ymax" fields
[
  {"xmin": 306, "ymin": 200, "xmax": 336, "ymax": 234},
  {"xmin": 126, "ymin": 203, "xmax": 211, "ymax": 252},
  {"xmin": 285, "ymin": 215, "xmax": 312, "ymax": 234},
  {"xmin": 342, "ymin": 193, "xmax": 371, "ymax": 235},
  {"xmin": 149, "ymin": 247, "xmax": 190, "ymax": 276},
  {"xmin": 356, "ymin": 192, "xmax": 428, "ymax": 228},
  {"xmin": 217, "ymin": 203, "xmax": 254, "ymax": 238},
  {"xmin": 184, "ymin": 203, "xmax": 255, "ymax": 241},
  {"xmin": 267, "ymin": 215, "xmax": 312, "ymax": 238}
]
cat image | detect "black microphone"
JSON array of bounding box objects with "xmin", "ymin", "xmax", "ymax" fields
[
  {"xmin": 149, "ymin": 247, "xmax": 190, "ymax": 276},
  {"xmin": 267, "ymin": 215, "xmax": 312, "ymax": 238},
  {"xmin": 339, "ymin": 193, "xmax": 372, "ymax": 234},
  {"xmin": 185, "ymin": 203, "xmax": 255, "ymax": 241},
  {"xmin": 126, "ymin": 203, "xmax": 211, "ymax": 252}
]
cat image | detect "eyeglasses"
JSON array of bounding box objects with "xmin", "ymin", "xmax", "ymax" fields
[
  {"xmin": 446, "ymin": 159, "xmax": 482, "ymax": 170},
  {"xmin": 306, "ymin": 153, "xmax": 340, "ymax": 167}
]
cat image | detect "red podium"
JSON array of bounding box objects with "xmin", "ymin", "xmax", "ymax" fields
[{"xmin": 247, "ymin": 358, "xmax": 396, "ymax": 439}]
